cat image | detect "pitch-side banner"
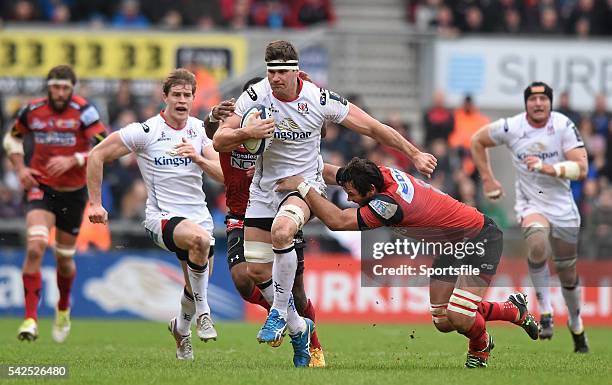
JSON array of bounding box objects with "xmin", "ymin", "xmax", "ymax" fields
[
  {"xmin": 0, "ymin": 248, "xmax": 243, "ymax": 321},
  {"xmin": 246, "ymin": 256, "xmax": 612, "ymax": 325},
  {"xmin": 0, "ymin": 29, "xmax": 246, "ymax": 80},
  {"xmin": 434, "ymin": 38, "xmax": 612, "ymax": 110}
]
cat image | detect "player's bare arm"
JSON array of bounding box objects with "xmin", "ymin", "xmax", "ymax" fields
[
  {"xmin": 86, "ymin": 132, "xmax": 132, "ymax": 224},
  {"xmin": 3, "ymin": 128, "xmax": 42, "ymax": 190},
  {"xmin": 524, "ymin": 147, "xmax": 588, "ymax": 180},
  {"xmin": 340, "ymin": 103, "xmax": 437, "ymax": 177},
  {"xmin": 276, "ymin": 176, "xmax": 358, "ymax": 231},
  {"xmin": 322, "ymin": 163, "xmax": 341, "ymax": 185},
  {"xmin": 471, "ymin": 124, "xmax": 504, "ymax": 200},
  {"xmin": 200, "ymin": 144, "xmax": 225, "ymax": 183},
  {"xmin": 204, "ymin": 98, "xmax": 236, "ymax": 140},
  {"xmin": 212, "ymin": 112, "xmax": 274, "ymax": 152}
]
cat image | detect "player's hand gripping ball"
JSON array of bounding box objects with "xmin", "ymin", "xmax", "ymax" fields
[{"xmin": 241, "ymin": 105, "xmax": 274, "ymax": 155}]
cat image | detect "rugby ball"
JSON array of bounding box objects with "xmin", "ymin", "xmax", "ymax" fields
[{"xmin": 241, "ymin": 105, "xmax": 274, "ymax": 155}]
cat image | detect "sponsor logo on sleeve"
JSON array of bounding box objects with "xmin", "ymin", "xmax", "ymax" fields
[
  {"xmin": 142, "ymin": 123, "xmax": 150, "ymax": 133},
  {"xmin": 247, "ymin": 87, "xmax": 258, "ymax": 101},
  {"xmin": 368, "ymin": 199, "xmax": 398, "ymax": 220}
]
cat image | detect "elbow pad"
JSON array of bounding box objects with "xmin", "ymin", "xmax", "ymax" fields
[
  {"xmin": 553, "ymin": 161, "xmax": 581, "ymax": 180},
  {"xmin": 3, "ymin": 131, "xmax": 24, "ymax": 155}
]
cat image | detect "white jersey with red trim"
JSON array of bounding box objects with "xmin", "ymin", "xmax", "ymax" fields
[
  {"xmin": 489, "ymin": 111, "xmax": 584, "ymax": 221},
  {"xmin": 119, "ymin": 113, "xmax": 213, "ymax": 229},
  {"xmin": 235, "ymin": 78, "xmax": 350, "ymax": 192}
]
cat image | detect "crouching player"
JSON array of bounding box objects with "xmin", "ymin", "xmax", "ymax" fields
[{"xmin": 277, "ymin": 158, "xmax": 540, "ymax": 368}]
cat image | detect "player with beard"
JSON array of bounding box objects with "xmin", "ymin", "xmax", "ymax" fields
[{"xmin": 3, "ymin": 65, "xmax": 108, "ymax": 343}]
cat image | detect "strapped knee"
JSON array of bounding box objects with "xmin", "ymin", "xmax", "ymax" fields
[
  {"xmin": 522, "ymin": 222, "xmax": 549, "ymax": 239},
  {"xmin": 55, "ymin": 243, "xmax": 76, "ymax": 258},
  {"xmin": 430, "ymin": 303, "xmax": 448, "ymax": 324},
  {"xmin": 244, "ymin": 241, "xmax": 275, "ymax": 264},
  {"xmin": 447, "ymin": 288, "xmax": 481, "ymax": 318},
  {"xmin": 554, "ymin": 254, "xmax": 577, "ymax": 271},
  {"xmin": 27, "ymin": 225, "xmax": 49, "ymax": 245},
  {"xmin": 273, "ymin": 204, "xmax": 306, "ymax": 230}
]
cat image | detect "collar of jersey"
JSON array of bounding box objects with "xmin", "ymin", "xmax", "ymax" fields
[
  {"xmin": 159, "ymin": 110, "xmax": 187, "ymax": 130},
  {"xmin": 272, "ymin": 78, "xmax": 303, "ymax": 103}
]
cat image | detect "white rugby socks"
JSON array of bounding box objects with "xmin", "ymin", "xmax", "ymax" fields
[
  {"xmin": 271, "ymin": 244, "xmax": 298, "ymax": 318},
  {"xmin": 528, "ymin": 260, "xmax": 553, "ymax": 315},
  {"xmin": 176, "ymin": 287, "xmax": 195, "ymax": 336},
  {"xmin": 187, "ymin": 261, "xmax": 211, "ymax": 318},
  {"xmin": 562, "ymin": 279, "xmax": 584, "ymax": 333}
]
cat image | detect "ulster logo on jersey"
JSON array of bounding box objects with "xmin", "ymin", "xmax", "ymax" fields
[
  {"xmin": 297, "ymin": 102, "xmax": 308, "ymax": 114},
  {"xmin": 157, "ymin": 131, "xmax": 170, "ymax": 142},
  {"xmin": 187, "ymin": 128, "xmax": 197, "ymax": 139}
]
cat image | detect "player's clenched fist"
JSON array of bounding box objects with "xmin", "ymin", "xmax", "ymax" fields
[
  {"xmin": 482, "ymin": 178, "xmax": 503, "ymax": 200},
  {"xmin": 88, "ymin": 204, "xmax": 108, "ymax": 224},
  {"xmin": 412, "ymin": 152, "xmax": 437, "ymax": 178}
]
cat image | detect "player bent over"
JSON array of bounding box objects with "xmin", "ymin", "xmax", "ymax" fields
[
  {"xmin": 3, "ymin": 65, "xmax": 108, "ymax": 343},
  {"xmin": 471, "ymin": 82, "xmax": 589, "ymax": 352},
  {"xmin": 277, "ymin": 158, "xmax": 540, "ymax": 368},
  {"xmin": 87, "ymin": 69, "xmax": 223, "ymax": 361},
  {"xmin": 204, "ymin": 77, "xmax": 326, "ymax": 367}
]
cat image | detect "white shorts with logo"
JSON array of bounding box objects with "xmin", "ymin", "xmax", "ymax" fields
[
  {"xmin": 515, "ymin": 198, "xmax": 581, "ymax": 244},
  {"xmin": 245, "ymin": 177, "xmax": 326, "ymax": 220},
  {"xmin": 143, "ymin": 212, "xmax": 215, "ymax": 253}
]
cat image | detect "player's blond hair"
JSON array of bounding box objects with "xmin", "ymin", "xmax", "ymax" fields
[
  {"xmin": 265, "ymin": 40, "xmax": 299, "ymax": 62},
  {"xmin": 162, "ymin": 68, "xmax": 197, "ymax": 95}
]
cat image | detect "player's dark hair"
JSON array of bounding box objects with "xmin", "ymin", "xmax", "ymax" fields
[
  {"xmin": 162, "ymin": 68, "xmax": 197, "ymax": 95},
  {"xmin": 265, "ymin": 40, "xmax": 299, "ymax": 62},
  {"xmin": 524, "ymin": 81, "xmax": 553, "ymax": 105},
  {"xmin": 243, "ymin": 77, "xmax": 263, "ymax": 91},
  {"xmin": 338, "ymin": 157, "xmax": 384, "ymax": 196},
  {"xmin": 47, "ymin": 64, "xmax": 77, "ymax": 85}
]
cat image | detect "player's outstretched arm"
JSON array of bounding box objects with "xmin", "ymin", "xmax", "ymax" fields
[
  {"xmin": 87, "ymin": 132, "xmax": 131, "ymax": 223},
  {"xmin": 340, "ymin": 103, "xmax": 436, "ymax": 177},
  {"xmin": 212, "ymin": 112, "xmax": 274, "ymax": 152},
  {"xmin": 276, "ymin": 176, "xmax": 359, "ymax": 231},
  {"xmin": 471, "ymin": 125, "xmax": 503, "ymax": 200}
]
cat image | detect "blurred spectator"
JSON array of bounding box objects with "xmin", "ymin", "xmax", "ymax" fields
[
  {"xmin": 0, "ymin": 183, "xmax": 22, "ymax": 218},
  {"xmin": 160, "ymin": 9, "xmax": 183, "ymax": 29},
  {"xmin": 220, "ymin": 0, "xmax": 250, "ymax": 29},
  {"xmin": 119, "ymin": 179, "xmax": 147, "ymax": 220},
  {"xmin": 449, "ymin": 95, "xmax": 489, "ymax": 176},
  {"xmin": 428, "ymin": 138, "xmax": 461, "ymax": 197},
  {"xmin": 591, "ymin": 94, "xmax": 611, "ymax": 137},
  {"xmin": 423, "ymin": 90, "xmax": 454, "ymax": 147},
  {"xmin": 586, "ymin": 187, "xmax": 612, "ymax": 258},
  {"xmin": 7, "ymin": 0, "xmax": 38, "ymax": 22},
  {"xmin": 433, "ymin": 5, "xmax": 459, "ymax": 37},
  {"xmin": 565, "ymin": 0, "xmax": 604, "ymax": 35},
  {"xmin": 500, "ymin": 8, "xmax": 523, "ymax": 33},
  {"xmin": 111, "ymin": 0, "xmax": 150, "ymax": 29},
  {"xmin": 414, "ymin": 0, "xmax": 441, "ymax": 31},
  {"xmin": 251, "ymin": 0, "xmax": 287, "ymax": 28},
  {"xmin": 461, "ymin": 5, "xmax": 485, "ymax": 33},
  {"xmin": 107, "ymin": 79, "xmax": 139, "ymax": 125},
  {"xmin": 556, "ymin": 90, "xmax": 581, "ymax": 125},
  {"xmin": 539, "ymin": 6, "xmax": 561, "ymax": 34},
  {"xmin": 289, "ymin": 0, "xmax": 335, "ymax": 28},
  {"xmin": 382, "ymin": 112, "xmax": 412, "ymax": 170}
]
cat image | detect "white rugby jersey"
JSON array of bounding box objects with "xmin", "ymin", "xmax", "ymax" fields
[
  {"xmin": 235, "ymin": 78, "xmax": 350, "ymax": 191},
  {"xmin": 119, "ymin": 113, "xmax": 213, "ymax": 225},
  {"xmin": 489, "ymin": 111, "xmax": 584, "ymax": 219}
]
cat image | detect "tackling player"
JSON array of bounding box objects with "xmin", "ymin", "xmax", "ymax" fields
[
  {"xmin": 87, "ymin": 69, "xmax": 223, "ymax": 361},
  {"xmin": 276, "ymin": 158, "xmax": 540, "ymax": 368},
  {"xmin": 3, "ymin": 65, "xmax": 108, "ymax": 343},
  {"xmin": 471, "ymin": 82, "xmax": 589, "ymax": 352},
  {"xmin": 204, "ymin": 77, "xmax": 326, "ymax": 367},
  {"xmin": 213, "ymin": 40, "xmax": 437, "ymax": 367}
]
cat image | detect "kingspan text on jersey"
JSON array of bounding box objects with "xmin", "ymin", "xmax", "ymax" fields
[{"xmin": 154, "ymin": 156, "xmax": 193, "ymax": 167}]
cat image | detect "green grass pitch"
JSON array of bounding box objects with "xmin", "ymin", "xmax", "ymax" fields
[{"xmin": 1, "ymin": 319, "xmax": 610, "ymax": 385}]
